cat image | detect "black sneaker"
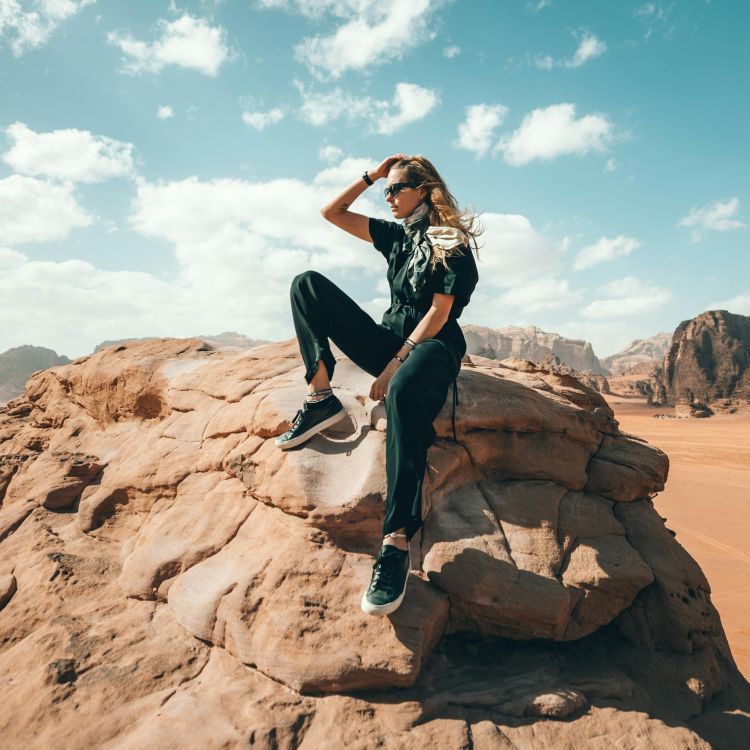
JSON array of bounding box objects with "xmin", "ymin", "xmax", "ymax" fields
[
  {"xmin": 360, "ymin": 544, "xmax": 411, "ymax": 616},
  {"xmin": 274, "ymin": 394, "xmax": 347, "ymax": 450}
]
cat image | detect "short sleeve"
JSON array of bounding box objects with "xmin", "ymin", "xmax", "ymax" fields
[
  {"xmin": 429, "ymin": 246, "xmax": 478, "ymax": 306},
  {"xmin": 368, "ymin": 216, "xmax": 402, "ymax": 261}
]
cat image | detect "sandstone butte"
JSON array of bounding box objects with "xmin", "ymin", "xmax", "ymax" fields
[{"xmin": 0, "ymin": 338, "xmax": 748, "ymax": 750}]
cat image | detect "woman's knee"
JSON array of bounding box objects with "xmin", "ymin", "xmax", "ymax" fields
[{"xmin": 291, "ymin": 269, "xmax": 325, "ymax": 291}]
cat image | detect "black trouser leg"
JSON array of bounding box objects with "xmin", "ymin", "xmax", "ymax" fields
[
  {"xmin": 290, "ymin": 270, "xmax": 400, "ymax": 383},
  {"xmin": 289, "ymin": 270, "xmax": 455, "ymax": 544},
  {"xmin": 382, "ymin": 339, "xmax": 456, "ymax": 542}
]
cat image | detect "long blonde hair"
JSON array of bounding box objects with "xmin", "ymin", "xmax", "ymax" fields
[{"xmin": 390, "ymin": 155, "xmax": 484, "ymax": 271}]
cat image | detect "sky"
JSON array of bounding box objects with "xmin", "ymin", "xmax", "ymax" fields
[{"xmin": 0, "ymin": 0, "xmax": 748, "ymax": 360}]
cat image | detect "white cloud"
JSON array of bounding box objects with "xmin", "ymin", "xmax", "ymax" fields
[
  {"xmin": 242, "ymin": 107, "xmax": 284, "ymax": 130},
  {"xmin": 454, "ymin": 103, "xmax": 509, "ymax": 158},
  {"xmin": 0, "ymin": 154, "xmax": 579, "ymax": 357},
  {"xmin": 443, "ymin": 44, "xmax": 460, "ymax": 58},
  {"xmin": 572, "ymin": 235, "xmax": 641, "ymax": 271},
  {"xmin": 677, "ymin": 197, "xmax": 745, "ymax": 243},
  {"xmin": 0, "ymin": 160, "xmax": 395, "ymax": 355},
  {"xmin": 604, "ymin": 157, "xmax": 617, "ymax": 172},
  {"xmin": 378, "ymin": 82, "xmax": 439, "ymax": 133},
  {"xmin": 533, "ymin": 32, "xmax": 606, "ymax": 70},
  {"xmin": 452, "ymin": 215, "xmax": 575, "ymax": 328},
  {"xmin": 157, "ymin": 105, "xmax": 174, "ymax": 119},
  {"xmin": 498, "ymin": 277, "xmax": 583, "ymax": 313},
  {"xmin": 566, "ymin": 33, "xmax": 606, "ymax": 68},
  {"xmin": 107, "ymin": 13, "xmax": 230, "ymax": 76},
  {"xmin": 255, "ymin": 0, "xmax": 442, "ymax": 79},
  {"xmin": 296, "ymin": 80, "xmax": 439, "ymax": 135},
  {"xmin": 0, "ymin": 175, "xmax": 92, "ymax": 244},
  {"xmin": 707, "ymin": 292, "xmax": 750, "ymax": 316},
  {"xmin": 318, "ymin": 144, "xmax": 344, "ymax": 162},
  {"xmin": 474, "ymin": 213, "xmax": 568, "ymax": 289},
  {"xmin": 580, "ymin": 276, "xmax": 672, "ymax": 318},
  {"xmin": 2, "ymin": 121, "xmax": 135, "ymax": 183},
  {"xmin": 0, "ymin": 0, "xmax": 95, "ymax": 57},
  {"xmin": 495, "ymin": 103, "xmax": 614, "ymax": 166}
]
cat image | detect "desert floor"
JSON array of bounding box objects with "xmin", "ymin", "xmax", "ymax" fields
[{"xmin": 603, "ymin": 395, "xmax": 750, "ymax": 680}]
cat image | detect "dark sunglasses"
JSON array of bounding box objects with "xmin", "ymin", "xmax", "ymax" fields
[{"xmin": 383, "ymin": 182, "xmax": 418, "ymax": 199}]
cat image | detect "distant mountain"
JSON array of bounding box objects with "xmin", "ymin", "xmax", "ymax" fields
[
  {"xmin": 93, "ymin": 332, "xmax": 271, "ymax": 354},
  {"xmin": 0, "ymin": 345, "xmax": 70, "ymax": 403},
  {"xmin": 601, "ymin": 332, "xmax": 672, "ymax": 376},
  {"xmin": 658, "ymin": 310, "xmax": 750, "ymax": 409},
  {"xmin": 463, "ymin": 324, "xmax": 608, "ymax": 375}
]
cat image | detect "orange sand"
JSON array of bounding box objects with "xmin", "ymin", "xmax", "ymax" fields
[{"xmin": 604, "ymin": 395, "xmax": 750, "ymax": 680}]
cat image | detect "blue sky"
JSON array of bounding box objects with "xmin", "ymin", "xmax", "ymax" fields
[{"xmin": 0, "ymin": 0, "xmax": 747, "ymax": 359}]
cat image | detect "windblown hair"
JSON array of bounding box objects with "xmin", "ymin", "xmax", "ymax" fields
[{"xmin": 390, "ymin": 155, "xmax": 484, "ymax": 271}]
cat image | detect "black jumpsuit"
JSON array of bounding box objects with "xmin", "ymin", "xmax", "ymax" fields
[{"xmin": 289, "ymin": 211, "xmax": 479, "ymax": 542}]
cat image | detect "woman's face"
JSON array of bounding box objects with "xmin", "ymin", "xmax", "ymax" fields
[{"xmin": 385, "ymin": 167, "xmax": 426, "ymax": 219}]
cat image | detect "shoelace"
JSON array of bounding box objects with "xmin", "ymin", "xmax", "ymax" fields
[{"xmin": 370, "ymin": 551, "xmax": 401, "ymax": 590}]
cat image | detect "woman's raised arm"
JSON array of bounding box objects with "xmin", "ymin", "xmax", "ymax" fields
[{"xmin": 320, "ymin": 153, "xmax": 406, "ymax": 243}]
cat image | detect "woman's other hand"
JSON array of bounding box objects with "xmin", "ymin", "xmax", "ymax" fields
[
  {"xmin": 369, "ymin": 359, "xmax": 401, "ymax": 401},
  {"xmin": 371, "ymin": 153, "xmax": 408, "ymax": 181}
]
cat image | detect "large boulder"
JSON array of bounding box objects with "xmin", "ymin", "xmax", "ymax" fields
[{"xmin": 0, "ymin": 338, "xmax": 747, "ymax": 748}]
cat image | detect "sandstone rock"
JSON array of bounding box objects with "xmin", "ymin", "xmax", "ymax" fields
[
  {"xmin": 660, "ymin": 309, "xmax": 750, "ymax": 408},
  {"xmin": 463, "ymin": 323, "xmax": 608, "ymax": 374},
  {"xmin": 0, "ymin": 337, "xmax": 746, "ymax": 748}
]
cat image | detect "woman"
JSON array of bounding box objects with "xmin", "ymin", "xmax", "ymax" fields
[{"xmin": 276, "ymin": 153, "xmax": 481, "ymax": 616}]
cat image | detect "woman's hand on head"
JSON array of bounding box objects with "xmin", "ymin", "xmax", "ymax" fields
[{"xmin": 372, "ymin": 153, "xmax": 408, "ymax": 181}]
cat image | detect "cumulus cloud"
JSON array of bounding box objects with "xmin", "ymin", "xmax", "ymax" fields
[
  {"xmin": 455, "ymin": 103, "xmax": 509, "ymax": 158},
  {"xmin": 580, "ymin": 276, "xmax": 672, "ymax": 318},
  {"xmin": 255, "ymin": 0, "xmax": 442, "ymax": 79},
  {"xmin": 677, "ymin": 197, "xmax": 745, "ymax": 243},
  {"xmin": 296, "ymin": 80, "xmax": 439, "ymax": 134},
  {"xmin": 572, "ymin": 235, "xmax": 641, "ymax": 271},
  {"xmin": 495, "ymin": 103, "xmax": 614, "ymax": 166},
  {"xmin": 0, "ymin": 0, "xmax": 95, "ymax": 57},
  {"xmin": 318, "ymin": 144, "xmax": 344, "ymax": 162},
  {"xmin": 2, "ymin": 121, "xmax": 135, "ymax": 183},
  {"xmin": 157, "ymin": 105, "xmax": 174, "ymax": 119},
  {"xmin": 450, "ymin": 215, "xmax": 577, "ymax": 328},
  {"xmin": 242, "ymin": 107, "xmax": 284, "ymax": 130},
  {"xmin": 443, "ymin": 44, "xmax": 460, "ymax": 58},
  {"xmin": 533, "ymin": 32, "xmax": 606, "ymax": 70},
  {"xmin": 0, "ymin": 152, "xmax": 577, "ymax": 356},
  {"xmin": 0, "ymin": 174, "xmax": 93, "ymax": 244},
  {"xmin": 107, "ymin": 13, "xmax": 230, "ymax": 76},
  {"xmin": 497, "ymin": 277, "xmax": 583, "ymax": 314},
  {"xmin": 707, "ymin": 292, "xmax": 750, "ymax": 316}
]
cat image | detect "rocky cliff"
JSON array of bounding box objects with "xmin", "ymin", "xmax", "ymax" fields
[
  {"xmin": 0, "ymin": 339, "xmax": 747, "ymax": 748},
  {"xmin": 0, "ymin": 345, "xmax": 70, "ymax": 403},
  {"xmin": 602, "ymin": 333, "xmax": 672, "ymax": 376},
  {"xmin": 463, "ymin": 324, "xmax": 608, "ymax": 375},
  {"xmin": 660, "ymin": 310, "xmax": 750, "ymax": 409}
]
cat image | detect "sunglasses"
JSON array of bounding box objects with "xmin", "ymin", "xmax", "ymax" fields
[{"xmin": 383, "ymin": 182, "xmax": 419, "ymax": 199}]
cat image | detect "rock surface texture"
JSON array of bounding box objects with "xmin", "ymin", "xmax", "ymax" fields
[{"xmin": 0, "ymin": 338, "xmax": 748, "ymax": 749}]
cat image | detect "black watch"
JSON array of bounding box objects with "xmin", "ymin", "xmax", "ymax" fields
[{"xmin": 362, "ymin": 170, "xmax": 374, "ymax": 186}]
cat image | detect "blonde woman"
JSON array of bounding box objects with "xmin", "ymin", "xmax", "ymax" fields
[{"xmin": 276, "ymin": 153, "xmax": 481, "ymax": 616}]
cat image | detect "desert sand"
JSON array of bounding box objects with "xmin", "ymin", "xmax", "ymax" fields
[{"xmin": 604, "ymin": 395, "xmax": 750, "ymax": 680}]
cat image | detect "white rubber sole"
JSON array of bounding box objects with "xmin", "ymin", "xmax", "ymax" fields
[
  {"xmin": 275, "ymin": 407, "xmax": 347, "ymax": 450},
  {"xmin": 360, "ymin": 548, "xmax": 411, "ymax": 616}
]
